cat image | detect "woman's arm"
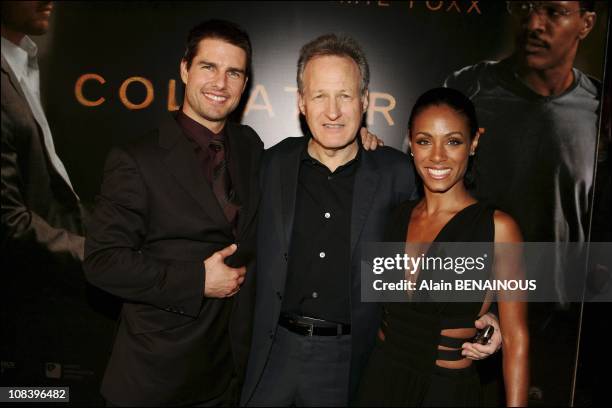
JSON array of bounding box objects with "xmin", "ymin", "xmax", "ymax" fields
[{"xmin": 494, "ymin": 210, "xmax": 529, "ymax": 407}]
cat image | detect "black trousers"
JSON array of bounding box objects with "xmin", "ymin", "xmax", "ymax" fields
[{"xmin": 247, "ymin": 326, "xmax": 351, "ymax": 407}]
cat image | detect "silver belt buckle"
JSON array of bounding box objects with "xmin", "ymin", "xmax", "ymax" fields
[{"xmin": 307, "ymin": 323, "xmax": 314, "ymax": 336}]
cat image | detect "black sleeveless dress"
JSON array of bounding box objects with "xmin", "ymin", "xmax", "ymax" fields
[{"xmin": 357, "ymin": 200, "xmax": 495, "ymax": 407}]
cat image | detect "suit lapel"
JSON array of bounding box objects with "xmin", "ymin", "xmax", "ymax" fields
[
  {"xmin": 2, "ymin": 55, "xmax": 79, "ymax": 200},
  {"xmin": 1, "ymin": 55, "xmax": 43, "ymax": 130},
  {"xmin": 159, "ymin": 116, "xmax": 229, "ymax": 229},
  {"xmin": 279, "ymin": 137, "xmax": 307, "ymax": 250},
  {"xmin": 1, "ymin": 56, "xmax": 27, "ymax": 101},
  {"xmin": 351, "ymin": 150, "xmax": 381, "ymax": 255}
]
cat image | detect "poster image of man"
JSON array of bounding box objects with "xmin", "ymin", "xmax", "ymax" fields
[
  {"xmin": 445, "ymin": 0, "xmax": 605, "ymax": 405},
  {"xmin": 1, "ymin": 2, "xmax": 118, "ymax": 404}
]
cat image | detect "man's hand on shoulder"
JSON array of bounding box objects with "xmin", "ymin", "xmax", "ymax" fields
[{"xmin": 360, "ymin": 127, "xmax": 384, "ymax": 151}]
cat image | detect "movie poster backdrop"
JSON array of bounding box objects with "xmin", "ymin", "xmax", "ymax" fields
[{"xmin": 3, "ymin": 1, "xmax": 610, "ymax": 405}]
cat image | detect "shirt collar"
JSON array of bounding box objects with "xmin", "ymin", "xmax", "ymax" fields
[
  {"xmin": 498, "ymin": 56, "xmax": 580, "ymax": 102},
  {"xmin": 300, "ymin": 139, "xmax": 362, "ymax": 173},
  {"xmin": 175, "ymin": 110, "xmax": 225, "ymax": 151},
  {"xmin": 1, "ymin": 35, "xmax": 38, "ymax": 82}
]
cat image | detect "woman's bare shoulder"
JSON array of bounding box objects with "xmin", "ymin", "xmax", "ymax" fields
[{"xmin": 493, "ymin": 210, "xmax": 523, "ymax": 243}]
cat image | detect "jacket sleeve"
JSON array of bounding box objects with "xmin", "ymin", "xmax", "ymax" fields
[
  {"xmin": 1, "ymin": 107, "xmax": 84, "ymax": 264},
  {"xmin": 83, "ymin": 146, "xmax": 204, "ymax": 317},
  {"xmin": 392, "ymin": 150, "xmax": 420, "ymax": 203}
]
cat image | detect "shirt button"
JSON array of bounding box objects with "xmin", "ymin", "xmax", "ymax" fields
[
  {"xmin": 327, "ymin": 175, "xmax": 333, "ymax": 180},
  {"xmin": 324, "ymin": 212, "xmax": 331, "ymax": 219},
  {"xmin": 312, "ymin": 292, "xmax": 319, "ymax": 299},
  {"xmin": 319, "ymin": 252, "xmax": 326, "ymax": 258}
]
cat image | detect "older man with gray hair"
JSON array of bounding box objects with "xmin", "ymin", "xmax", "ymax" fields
[{"xmin": 242, "ymin": 34, "xmax": 502, "ymax": 407}]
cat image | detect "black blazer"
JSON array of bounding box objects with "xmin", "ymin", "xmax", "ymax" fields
[
  {"xmin": 241, "ymin": 136, "xmax": 418, "ymax": 404},
  {"xmin": 84, "ymin": 115, "xmax": 263, "ymax": 406}
]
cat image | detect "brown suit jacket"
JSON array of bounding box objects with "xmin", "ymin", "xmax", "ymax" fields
[{"xmin": 84, "ymin": 115, "xmax": 263, "ymax": 406}]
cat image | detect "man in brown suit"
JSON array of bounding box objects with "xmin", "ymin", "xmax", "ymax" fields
[{"xmin": 84, "ymin": 20, "xmax": 263, "ymax": 406}]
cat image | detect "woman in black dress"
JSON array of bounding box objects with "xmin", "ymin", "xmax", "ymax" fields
[{"xmin": 357, "ymin": 88, "xmax": 528, "ymax": 406}]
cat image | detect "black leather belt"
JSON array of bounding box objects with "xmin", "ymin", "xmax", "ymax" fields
[{"xmin": 279, "ymin": 314, "xmax": 351, "ymax": 336}]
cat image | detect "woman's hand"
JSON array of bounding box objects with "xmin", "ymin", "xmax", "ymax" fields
[{"xmin": 462, "ymin": 312, "xmax": 502, "ymax": 360}]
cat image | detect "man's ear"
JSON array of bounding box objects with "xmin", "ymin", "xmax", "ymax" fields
[
  {"xmin": 362, "ymin": 89, "xmax": 369, "ymax": 112},
  {"xmin": 578, "ymin": 12, "xmax": 596, "ymax": 40},
  {"xmin": 180, "ymin": 59, "xmax": 189, "ymax": 85},
  {"xmin": 298, "ymin": 92, "xmax": 306, "ymax": 116}
]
